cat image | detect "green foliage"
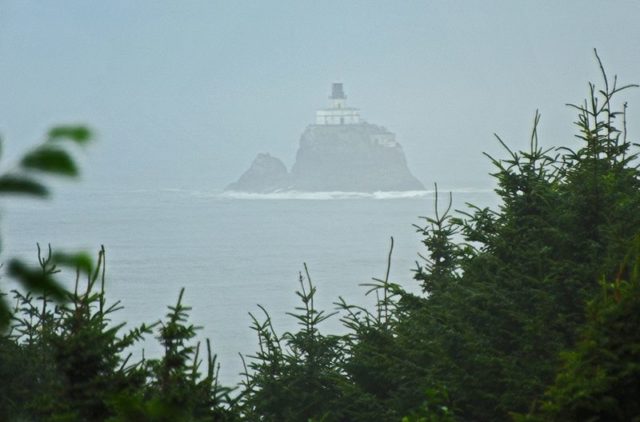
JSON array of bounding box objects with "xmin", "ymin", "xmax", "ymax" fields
[
  {"xmin": 414, "ymin": 188, "xmax": 467, "ymax": 294},
  {"xmin": 48, "ymin": 126, "xmax": 92, "ymax": 145},
  {"xmin": 240, "ymin": 265, "xmax": 347, "ymax": 421},
  {"xmin": 0, "ymin": 125, "xmax": 93, "ymax": 331},
  {"xmin": 1, "ymin": 247, "xmax": 236, "ymax": 421},
  {"xmin": 6, "ymin": 256, "xmax": 67, "ymax": 301},
  {"xmin": 1, "ymin": 246, "xmax": 153, "ymax": 420},
  {"xmin": 520, "ymin": 239, "xmax": 640, "ymax": 421},
  {"xmin": 233, "ymin": 54, "xmax": 640, "ymax": 420},
  {"xmin": 401, "ymin": 388, "xmax": 456, "ymax": 422},
  {"xmin": 0, "ymin": 124, "xmax": 238, "ymax": 420},
  {"xmin": 0, "ymin": 174, "xmax": 49, "ymax": 196},
  {"xmin": 110, "ymin": 289, "xmax": 237, "ymax": 421},
  {"xmin": 21, "ymin": 145, "xmax": 79, "ymax": 176},
  {"xmin": 398, "ymin": 52, "xmax": 639, "ymax": 420},
  {"xmin": 325, "ymin": 50, "xmax": 640, "ymax": 421}
]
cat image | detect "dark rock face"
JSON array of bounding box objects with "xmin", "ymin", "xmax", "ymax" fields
[
  {"xmin": 225, "ymin": 123, "xmax": 424, "ymax": 193},
  {"xmin": 290, "ymin": 123, "xmax": 423, "ymax": 192},
  {"xmin": 225, "ymin": 153, "xmax": 289, "ymax": 193}
]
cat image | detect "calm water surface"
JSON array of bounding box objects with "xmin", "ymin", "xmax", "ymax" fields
[{"xmin": 2, "ymin": 188, "xmax": 495, "ymax": 384}]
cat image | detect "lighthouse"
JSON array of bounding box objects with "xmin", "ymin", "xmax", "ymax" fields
[{"xmin": 315, "ymin": 83, "xmax": 361, "ymax": 125}]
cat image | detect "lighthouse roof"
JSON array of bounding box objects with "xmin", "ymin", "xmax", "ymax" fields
[{"xmin": 330, "ymin": 83, "xmax": 346, "ymax": 99}]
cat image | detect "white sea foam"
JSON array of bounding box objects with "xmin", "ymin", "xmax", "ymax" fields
[
  {"xmin": 217, "ymin": 190, "xmax": 431, "ymax": 200},
  {"xmin": 157, "ymin": 188, "xmax": 494, "ymax": 200},
  {"xmin": 217, "ymin": 189, "xmax": 492, "ymax": 200}
]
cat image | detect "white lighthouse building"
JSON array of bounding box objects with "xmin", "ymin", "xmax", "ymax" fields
[{"xmin": 315, "ymin": 83, "xmax": 361, "ymax": 125}]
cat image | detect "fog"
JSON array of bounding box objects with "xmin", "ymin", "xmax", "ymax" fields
[
  {"xmin": 2, "ymin": 1, "xmax": 639, "ymax": 192},
  {"xmin": 2, "ymin": 3, "xmax": 640, "ymax": 414}
]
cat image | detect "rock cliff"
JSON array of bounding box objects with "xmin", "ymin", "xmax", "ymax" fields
[{"xmin": 289, "ymin": 123, "xmax": 423, "ymax": 192}]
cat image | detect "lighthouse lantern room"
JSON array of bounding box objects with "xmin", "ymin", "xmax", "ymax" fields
[{"xmin": 315, "ymin": 83, "xmax": 361, "ymax": 125}]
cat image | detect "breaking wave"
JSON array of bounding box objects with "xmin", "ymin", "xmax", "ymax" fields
[
  {"xmin": 103, "ymin": 187, "xmax": 493, "ymax": 201},
  {"xmin": 216, "ymin": 188, "xmax": 492, "ymax": 200}
]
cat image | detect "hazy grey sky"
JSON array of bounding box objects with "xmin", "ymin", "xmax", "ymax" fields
[{"xmin": 1, "ymin": 1, "xmax": 640, "ymax": 190}]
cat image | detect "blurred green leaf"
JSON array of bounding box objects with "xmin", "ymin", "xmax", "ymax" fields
[
  {"xmin": 53, "ymin": 251, "xmax": 93, "ymax": 275},
  {"xmin": 20, "ymin": 146, "xmax": 78, "ymax": 177},
  {"xmin": 0, "ymin": 174, "xmax": 48, "ymax": 197},
  {"xmin": 7, "ymin": 259, "xmax": 67, "ymax": 302},
  {"xmin": 48, "ymin": 126, "xmax": 92, "ymax": 145}
]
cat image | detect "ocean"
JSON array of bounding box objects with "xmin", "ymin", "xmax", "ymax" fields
[{"xmin": 1, "ymin": 187, "xmax": 496, "ymax": 385}]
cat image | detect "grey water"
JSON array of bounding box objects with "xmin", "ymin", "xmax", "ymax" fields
[{"xmin": 1, "ymin": 187, "xmax": 495, "ymax": 385}]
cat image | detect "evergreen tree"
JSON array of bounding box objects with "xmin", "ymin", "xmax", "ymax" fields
[
  {"xmin": 240, "ymin": 265, "xmax": 347, "ymax": 421},
  {"xmin": 339, "ymin": 51, "xmax": 640, "ymax": 420},
  {"xmin": 521, "ymin": 238, "xmax": 640, "ymax": 421}
]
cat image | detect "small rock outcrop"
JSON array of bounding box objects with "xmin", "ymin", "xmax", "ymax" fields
[{"xmin": 225, "ymin": 153, "xmax": 289, "ymax": 193}]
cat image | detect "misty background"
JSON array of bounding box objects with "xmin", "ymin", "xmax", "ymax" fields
[
  {"xmin": 2, "ymin": 1, "xmax": 640, "ymax": 192},
  {"xmin": 2, "ymin": 1, "xmax": 640, "ymax": 385}
]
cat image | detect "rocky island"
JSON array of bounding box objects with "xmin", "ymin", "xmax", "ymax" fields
[{"xmin": 226, "ymin": 83, "xmax": 424, "ymax": 193}]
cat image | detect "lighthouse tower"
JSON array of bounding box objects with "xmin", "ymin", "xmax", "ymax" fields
[{"xmin": 315, "ymin": 83, "xmax": 361, "ymax": 125}]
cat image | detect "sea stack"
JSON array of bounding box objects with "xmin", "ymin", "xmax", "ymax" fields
[
  {"xmin": 226, "ymin": 83, "xmax": 424, "ymax": 193},
  {"xmin": 225, "ymin": 153, "xmax": 289, "ymax": 193}
]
